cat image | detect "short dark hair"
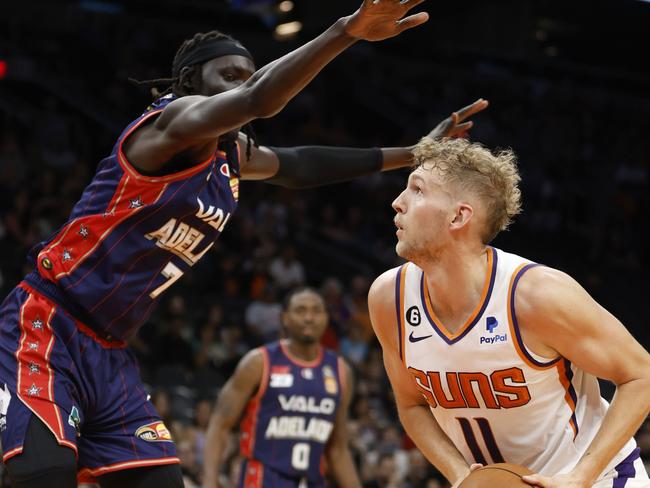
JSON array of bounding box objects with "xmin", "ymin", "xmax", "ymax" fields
[
  {"xmin": 134, "ymin": 30, "xmax": 239, "ymax": 99},
  {"xmin": 282, "ymin": 287, "xmax": 324, "ymax": 311},
  {"xmin": 169, "ymin": 30, "xmax": 238, "ymax": 97}
]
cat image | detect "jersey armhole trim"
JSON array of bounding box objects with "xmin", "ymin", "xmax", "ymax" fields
[
  {"xmin": 117, "ymin": 109, "xmax": 225, "ymax": 184},
  {"xmin": 252, "ymin": 347, "xmax": 270, "ymax": 402},
  {"xmin": 556, "ymin": 358, "xmax": 579, "ymax": 439},
  {"xmin": 337, "ymin": 356, "xmax": 347, "ymax": 398},
  {"xmin": 507, "ymin": 262, "xmax": 561, "ymax": 370},
  {"xmin": 395, "ymin": 263, "xmax": 409, "ymax": 365},
  {"xmin": 236, "ymin": 140, "xmax": 242, "ymax": 175}
]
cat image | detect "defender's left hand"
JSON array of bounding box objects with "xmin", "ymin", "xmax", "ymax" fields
[
  {"xmin": 522, "ymin": 472, "xmax": 591, "ymax": 488},
  {"xmin": 427, "ymin": 99, "xmax": 489, "ymax": 140},
  {"xmin": 345, "ymin": 0, "xmax": 429, "ymax": 41}
]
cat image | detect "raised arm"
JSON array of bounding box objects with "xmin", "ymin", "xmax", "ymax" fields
[
  {"xmin": 368, "ymin": 269, "xmax": 472, "ymax": 486},
  {"xmin": 513, "ymin": 267, "xmax": 650, "ymax": 488},
  {"xmin": 126, "ymin": 1, "xmax": 429, "ymax": 171},
  {"xmin": 239, "ymin": 99, "xmax": 489, "ymax": 186},
  {"xmin": 202, "ymin": 349, "xmax": 264, "ymax": 488},
  {"xmin": 325, "ymin": 359, "xmax": 362, "ymax": 488}
]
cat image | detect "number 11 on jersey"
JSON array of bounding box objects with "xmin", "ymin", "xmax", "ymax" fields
[{"xmin": 457, "ymin": 417, "xmax": 505, "ymax": 464}]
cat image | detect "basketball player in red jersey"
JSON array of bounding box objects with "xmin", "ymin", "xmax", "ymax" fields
[
  {"xmin": 368, "ymin": 137, "xmax": 650, "ymax": 488},
  {"xmin": 0, "ymin": 2, "xmax": 488, "ymax": 487},
  {"xmin": 202, "ymin": 288, "xmax": 360, "ymax": 488}
]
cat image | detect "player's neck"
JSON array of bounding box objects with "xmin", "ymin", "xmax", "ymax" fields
[
  {"xmin": 420, "ymin": 245, "xmax": 490, "ymax": 334},
  {"xmin": 282, "ymin": 338, "xmax": 321, "ymax": 363}
]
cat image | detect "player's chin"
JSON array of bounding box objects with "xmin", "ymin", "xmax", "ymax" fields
[
  {"xmin": 298, "ymin": 334, "xmax": 319, "ymax": 345},
  {"xmin": 395, "ymin": 242, "xmax": 408, "ymax": 259}
]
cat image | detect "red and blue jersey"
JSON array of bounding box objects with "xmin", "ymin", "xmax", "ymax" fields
[
  {"xmin": 239, "ymin": 341, "xmax": 344, "ymax": 484},
  {"xmin": 24, "ymin": 94, "xmax": 240, "ymax": 340}
]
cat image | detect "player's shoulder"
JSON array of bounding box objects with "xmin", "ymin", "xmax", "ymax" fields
[
  {"xmin": 514, "ymin": 265, "xmax": 584, "ymax": 319},
  {"xmin": 331, "ymin": 350, "xmax": 351, "ymax": 372},
  {"xmin": 517, "ymin": 265, "xmax": 577, "ymax": 298},
  {"xmin": 153, "ymin": 94, "xmax": 208, "ymax": 128},
  {"xmin": 368, "ymin": 265, "xmax": 403, "ymax": 305},
  {"xmin": 368, "ymin": 266, "xmax": 405, "ymax": 345},
  {"xmin": 237, "ymin": 346, "xmax": 266, "ymax": 372}
]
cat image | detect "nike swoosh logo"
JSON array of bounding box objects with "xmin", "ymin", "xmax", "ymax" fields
[{"xmin": 408, "ymin": 331, "xmax": 433, "ymax": 343}]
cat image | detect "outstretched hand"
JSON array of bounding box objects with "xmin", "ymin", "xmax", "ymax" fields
[
  {"xmin": 427, "ymin": 99, "xmax": 489, "ymax": 140},
  {"xmin": 345, "ymin": 0, "xmax": 429, "ymax": 41}
]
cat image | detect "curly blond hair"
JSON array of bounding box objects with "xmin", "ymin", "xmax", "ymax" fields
[{"xmin": 413, "ymin": 137, "xmax": 522, "ymax": 243}]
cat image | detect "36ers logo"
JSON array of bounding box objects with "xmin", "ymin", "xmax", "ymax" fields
[
  {"xmin": 322, "ymin": 365, "xmax": 338, "ymax": 395},
  {"xmin": 134, "ymin": 421, "xmax": 173, "ymax": 442},
  {"xmin": 220, "ymin": 163, "xmax": 239, "ymax": 201}
]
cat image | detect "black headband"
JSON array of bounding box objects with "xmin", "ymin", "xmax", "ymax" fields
[{"xmin": 172, "ymin": 38, "xmax": 253, "ymax": 78}]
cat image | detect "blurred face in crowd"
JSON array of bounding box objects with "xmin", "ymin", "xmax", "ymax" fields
[
  {"xmin": 283, "ymin": 290, "xmax": 328, "ymax": 345},
  {"xmin": 194, "ymin": 399, "xmax": 212, "ymax": 429},
  {"xmin": 392, "ymin": 165, "xmax": 468, "ymax": 263}
]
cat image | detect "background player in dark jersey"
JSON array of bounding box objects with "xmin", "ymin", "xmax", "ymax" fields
[
  {"xmin": 202, "ymin": 287, "xmax": 360, "ymax": 488},
  {"xmin": 0, "ymin": 1, "xmax": 487, "ymax": 487}
]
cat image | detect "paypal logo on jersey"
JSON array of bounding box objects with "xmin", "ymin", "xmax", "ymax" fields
[
  {"xmin": 480, "ymin": 317, "xmax": 507, "ymax": 344},
  {"xmin": 486, "ymin": 316, "xmax": 498, "ymax": 333}
]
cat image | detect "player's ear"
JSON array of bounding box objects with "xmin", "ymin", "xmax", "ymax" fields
[
  {"xmin": 178, "ymin": 66, "xmax": 196, "ymax": 95},
  {"xmin": 450, "ymin": 202, "xmax": 473, "ymax": 231}
]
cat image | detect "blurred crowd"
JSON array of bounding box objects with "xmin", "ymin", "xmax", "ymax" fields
[{"xmin": 1, "ymin": 3, "xmax": 649, "ymax": 487}]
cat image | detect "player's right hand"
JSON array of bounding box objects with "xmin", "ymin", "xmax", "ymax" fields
[
  {"xmin": 344, "ymin": 0, "xmax": 429, "ymax": 41},
  {"xmin": 450, "ymin": 463, "xmax": 484, "ymax": 488}
]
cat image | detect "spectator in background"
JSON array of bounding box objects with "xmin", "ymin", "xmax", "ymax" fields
[
  {"xmin": 364, "ymin": 452, "xmax": 404, "ymax": 488},
  {"xmin": 340, "ymin": 321, "xmax": 370, "ymax": 366},
  {"xmin": 347, "ymin": 274, "xmax": 374, "ymax": 341},
  {"xmin": 244, "ymin": 283, "xmax": 283, "ymax": 344},
  {"xmin": 177, "ymin": 438, "xmax": 201, "ymax": 488},
  {"xmin": 320, "ymin": 276, "xmax": 351, "ymax": 347},
  {"xmin": 211, "ymin": 322, "xmax": 249, "ymax": 378},
  {"xmin": 268, "ymin": 245, "xmax": 305, "ymax": 294},
  {"xmin": 404, "ymin": 450, "xmax": 446, "ymax": 488},
  {"xmin": 191, "ymin": 399, "xmax": 213, "ymax": 469}
]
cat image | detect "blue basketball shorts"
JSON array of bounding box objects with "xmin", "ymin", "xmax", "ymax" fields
[{"xmin": 0, "ymin": 282, "xmax": 179, "ymax": 483}]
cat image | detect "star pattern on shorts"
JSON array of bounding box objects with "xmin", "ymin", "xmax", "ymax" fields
[
  {"xmin": 26, "ymin": 384, "xmax": 42, "ymax": 397},
  {"xmin": 31, "ymin": 318, "xmax": 43, "ymax": 330},
  {"xmin": 27, "ymin": 341, "xmax": 39, "ymax": 351},
  {"xmin": 62, "ymin": 249, "xmax": 73, "ymax": 262},
  {"xmin": 28, "ymin": 362, "xmax": 40, "ymax": 375},
  {"xmin": 78, "ymin": 224, "xmax": 89, "ymax": 239},
  {"xmin": 129, "ymin": 196, "xmax": 143, "ymax": 209}
]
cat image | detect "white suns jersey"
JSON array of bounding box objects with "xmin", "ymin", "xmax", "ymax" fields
[{"xmin": 396, "ymin": 246, "xmax": 636, "ymax": 478}]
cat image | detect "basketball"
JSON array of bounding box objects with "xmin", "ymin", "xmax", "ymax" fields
[{"xmin": 459, "ymin": 463, "xmax": 535, "ymax": 487}]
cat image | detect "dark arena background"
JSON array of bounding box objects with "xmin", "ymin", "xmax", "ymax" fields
[{"xmin": 1, "ymin": 0, "xmax": 649, "ymax": 486}]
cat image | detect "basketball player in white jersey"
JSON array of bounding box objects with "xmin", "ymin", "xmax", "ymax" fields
[{"xmin": 368, "ymin": 137, "xmax": 650, "ymax": 488}]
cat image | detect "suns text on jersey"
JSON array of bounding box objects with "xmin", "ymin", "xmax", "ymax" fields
[{"xmin": 408, "ymin": 367, "xmax": 532, "ymax": 409}]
